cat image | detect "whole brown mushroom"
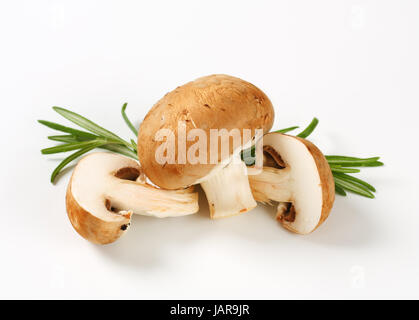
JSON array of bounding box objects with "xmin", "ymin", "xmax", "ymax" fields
[{"xmin": 138, "ymin": 74, "xmax": 275, "ymax": 218}]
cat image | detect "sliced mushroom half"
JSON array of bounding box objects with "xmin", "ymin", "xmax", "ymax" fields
[
  {"xmin": 249, "ymin": 132, "xmax": 335, "ymax": 234},
  {"xmin": 66, "ymin": 152, "xmax": 199, "ymax": 244}
]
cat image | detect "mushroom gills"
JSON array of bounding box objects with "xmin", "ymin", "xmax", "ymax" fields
[
  {"xmin": 263, "ymin": 146, "xmax": 295, "ymax": 222},
  {"xmin": 276, "ymin": 202, "xmax": 296, "ymax": 222},
  {"xmin": 263, "ymin": 145, "xmax": 286, "ymax": 168}
]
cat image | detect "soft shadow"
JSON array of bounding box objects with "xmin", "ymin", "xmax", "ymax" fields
[
  {"xmin": 95, "ymin": 186, "xmax": 214, "ymax": 268},
  {"xmin": 306, "ymin": 198, "xmax": 375, "ymax": 247},
  {"xmin": 96, "ymin": 191, "xmax": 375, "ymax": 268}
]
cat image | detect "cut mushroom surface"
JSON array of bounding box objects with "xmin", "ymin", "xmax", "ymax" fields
[
  {"xmin": 66, "ymin": 152, "xmax": 199, "ymax": 244},
  {"xmin": 138, "ymin": 74, "xmax": 274, "ymax": 218},
  {"xmin": 200, "ymin": 154, "xmax": 256, "ymax": 218},
  {"xmin": 249, "ymin": 133, "xmax": 335, "ymax": 234}
]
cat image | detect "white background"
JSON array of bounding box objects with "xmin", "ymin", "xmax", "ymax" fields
[{"xmin": 0, "ymin": 0, "xmax": 418, "ymax": 299}]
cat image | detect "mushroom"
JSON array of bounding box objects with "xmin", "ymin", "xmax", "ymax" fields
[
  {"xmin": 248, "ymin": 132, "xmax": 335, "ymax": 234},
  {"xmin": 138, "ymin": 74, "xmax": 274, "ymax": 218},
  {"xmin": 66, "ymin": 152, "xmax": 199, "ymax": 244}
]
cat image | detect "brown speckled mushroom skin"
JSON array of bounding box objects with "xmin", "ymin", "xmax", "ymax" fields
[
  {"xmin": 138, "ymin": 74, "xmax": 275, "ymax": 189},
  {"xmin": 279, "ymin": 136, "xmax": 335, "ymax": 234},
  {"xmin": 66, "ymin": 178, "xmax": 131, "ymax": 245}
]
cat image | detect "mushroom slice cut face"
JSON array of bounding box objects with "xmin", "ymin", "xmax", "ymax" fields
[
  {"xmin": 138, "ymin": 74, "xmax": 275, "ymax": 219},
  {"xmin": 249, "ymin": 133, "xmax": 335, "ymax": 234},
  {"xmin": 66, "ymin": 152, "xmax": 199, "ymax": 244}
]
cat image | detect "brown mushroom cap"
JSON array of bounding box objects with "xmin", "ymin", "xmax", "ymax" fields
[
  {"xmin": 138, "ymin": 74, "xmax": 275, "ymax": 189},
  {"xmin": 66, "ymin": 183, "xmax": 131, "ymax": 245}
]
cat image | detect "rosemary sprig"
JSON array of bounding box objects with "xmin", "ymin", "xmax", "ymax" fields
[
  {"xmin": 41, "ymin": 139, "xmax": 109, "ymax": 155},
  {"xmin": 39, "ymin": 104, "xmax": 139, "ymax": 183},
  {"xmin": 39, "ymin": 105, "xmax": 383, "ymax": 198},
  {"xmin": 121, "ymin": 103, "xmax": 139, "ymax": 137},
  {"xmin": 274, "ymin": 126, "xmax": 300, "ymax": 134},
  {"xmin": 47, "ymin": 134, "xmax": 138, "ymax": 159},
  {"xmin": 333, "ymin": 172, "xmax": 376, "ymax": 192},
  {"xmin": 297, "ymin": 117, "xmax": 319, "ymax": 138},
  {"xmin": 333, "ymin": 174, "xmax": 375, "ymax": 198},
  {"xmin": 241, "ymin": 117, "xmax": 383, "ymax": 198},
  {"xmin": 326, "ymin": 155, "xmax": 383, "ymax": 167},
  {"xmin": 50, "ymin": 144, "xmax": 103, "ymax": 183},
  {"xmin": 52, "ymin": 106, "xmax": 127, "ymax": 144},
  {"xmin": 335, "ymin": 184, "xmax": 347, "ymax": 196},
  {"xmin": 330, "ymin": 166, "xmax": 361, "ymax": 174},
  {"xmin": 38, "ymin": 120, "xmax": 98, "ymax": 139}
]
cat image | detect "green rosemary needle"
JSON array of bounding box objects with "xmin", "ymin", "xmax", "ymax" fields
[
  {"xmin": 121, "ymin": 102, "xmax": 139, "ymax": 137},
  {"xmin": 39, "ymin": 104, "xmax": 139, "ymax": 182}
]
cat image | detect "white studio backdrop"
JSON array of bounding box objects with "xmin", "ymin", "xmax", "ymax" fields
[{"xmin": 0, "ymin": 0, "xmax": 418, "ymax": 299}]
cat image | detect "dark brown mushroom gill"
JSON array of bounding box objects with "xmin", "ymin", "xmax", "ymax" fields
[{"xmin": 262, "ymin": 145, "xmax": 296, "ymax": 223}]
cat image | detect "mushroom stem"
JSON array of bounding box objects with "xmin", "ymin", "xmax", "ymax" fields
[
  {"xmin": 200, "ymin": 158, "xmax": 257, "ymax": 219},
  {"xmin": 249, "ymin": 167, "xmax": 292, "ymax": 203},
  {"xmin": 106, "ymin": 180, "xmax": 198, "ymax": 218}
]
